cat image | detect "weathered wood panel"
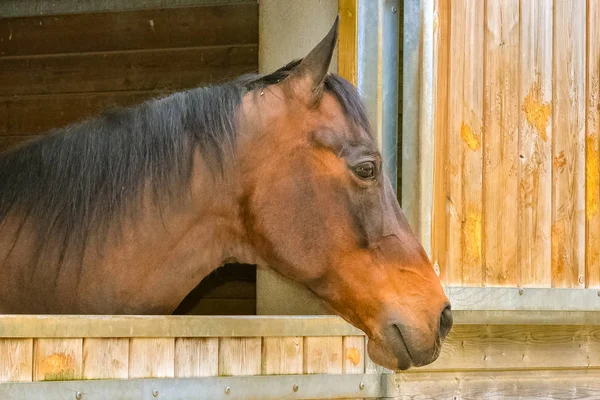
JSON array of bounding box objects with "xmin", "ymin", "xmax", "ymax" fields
[
  {"xmin": 0, "ymin": 4, "xmax": 258, "ymax": 56},
  {"xmin": 586, "ymin": 0, "xmax": 600, "ymax": 288},
  {"xmin": 0, "ymin": 45, "xmax": 257, "ymax": 96},
  {"xmin": 128, "ymin": 338, "xmax": 174, "ymax": 378},
  {"xmin": 483, "ymin": 0, "xmax": 520, "ymax": 286},
  {"xmin": 218, "ymin": 338, "xmax": 261, "ymax": 376},
  {"xmin": 0, "ymin": 339, "xmax": 33, "ymax": 382},
  {"xmin": 82, "ymin": 338, "xmax": 128, "ymax": 379},
  {"xmin": 303, "ymin": 337, "xmax": 343, "ymax": 374},
  {"xmin": 33, "ymin": 339, "xmax": 82, "ymax": 381},
  {"xmin": 174, "ymin": 338, "xmax": 218, "ymax": 378},
  {"xmin": 518, "ymin": 0, "xmax": 552, "ymax": 287},
  {"xmin": 337, "ymin": 0, "xmax": 357, "ymax": 86},
  {"xmin": 262, "ymin": 337, "xmax": 303, "ymax": 375}
]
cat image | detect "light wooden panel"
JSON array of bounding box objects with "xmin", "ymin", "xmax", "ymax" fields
[
  {"xmin": 82, "ymin": 338, "xmax": 128, "ymax": 380},
  {"xmin": 0, "ymin": 4, "xmax": 258, "ymax": 56},
  {"xmin": 446, "ymin": 0, "xmax": 484, "ymax": 285},
  {"xmin": 483, "ymin": 0, "xmax": 520, "ymax": 286},
  {"xmin": 337, "ymin": 0, "xmax": 358, "ymax": 86},
  {"xmin": 303, "ymin": 337, "xmax": 343, "ymax": 374},
  {"xmin": 396, "ymin": 369, "xmax": 600, "ymax": 400},
  {"xmin": 33, "ymin": 339, "xmax": 82, "ymax": 381},
  {"xmin": 174, "ymin": 338, "xmax": 218, "ymax": 378},
  {"xmin": 552, "ymin": 0, "xmax": 586, "ymax": 288},
  {"xmin": 0, "ymin": 339, "xmax": 33, "ymax": 382},
  {"xmin": 416, "ymin": 325, "xmax": 600, "ymax": 371},
  {"xmin": 261, "ymin": 337, "xmax": 303, "ymax": 375},
  {"xmin": 431, "ymin": 0, "xmax": 450, "ymax": 283},
  {"xmin": 218, "ymin": 338, "xmax": 261, "ymax": 376},
  {"xmin": 342, "ymin": 336, "xmax": 364, "ymax": 374},
  {"xmin": 128, "ymin": 338, "xmax": 174, "ymax": 378},
  {"xmin": 518, "ymin": 0, "xmax": 553, "ymax": 287},
  {"xmin": 586, "ymin": 0, "xmax": 600, "ymax": 288}
]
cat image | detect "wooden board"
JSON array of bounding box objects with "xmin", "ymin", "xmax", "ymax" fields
[
  {"xmin": 552, "ymin": 0, "xmax": 586, "ymax": 288},
  {"xmin": 396, "ymin": 369, "xmax": 600, "ymax": 400},
  {"xmin": 415, "ymin": 325, "xmax": 600, "ymax": 371},
  {"xmin": 518, "ymin": 0, "xmax": 553, "ymax": 287},
  {"xmin": 342, "ymin": 336, "xmax": 364, "ymax": 374},
  {"xmin": 0, "ymin": 4, "xmax": 258, "ymax": 56},
  {"xmin": 446, "ymin": 0, "xmax": 484, "ymax": 286},
  {"xmin": 128, "ymin": 338, "xmax": 174, "ymax": 378},
  {"xmin": 482, "ymin": 0, "xmax": 520, "ymax": 286},
  {"xmin": 218, "ymin": 338, "xmax": 261, "ymax": 376},
  {"xmin": 303, "ymin": 337, "xmax": 343, "ymax": 374},
  {"xmin": 0, "ymin": 339, "xmax": 33, "ymax": 382},
  {"xmin": 82, "ymin": 338, "xmax": 128, "ymax": 380},
  {"xmin": 174, "ymin": 338, "xmax": 218, "ymax": 378},
  {"xmin": 586, "ymin": 0, "xmax": 600, "ymax": 288},
  {"xmin": 0, "ymin": 45, "xmax": 257, "ymax": 96},
  {"xmin": 262, "ymin": 337, "xmax": 303, "ymax": 375},
  {"xmin": 337, "ymin": 0, "xmax": 358, "ymax": 86},
  {"xmin": 33, "ymin": 339, "xmax": 82, "ymax": 381}
]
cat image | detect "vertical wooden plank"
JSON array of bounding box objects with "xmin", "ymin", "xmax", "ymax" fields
[
  {"xmin": 174, "ymin": 338, "xmax": 218, "ymax": 378},
  {"xmin": 552, "ymin": 0, "xmax": 587, "ymax": 288},
  {"xmin": 303, "ymin": 337, "xmax": 343, "ymax": 374},
  {"xmin": 82, "ymin": 338, "xmax": 128, "ymax": 380},
  {"xmin": 218, "ymin": 338, "xmax": 261, "ymax": 376},
  {"xmin": 586, "ymin": 0, "xmax": 600, "ymax": 287},
  {"xmin": 0, "ymin": 339, "xmax": 33, "ymax": 382},
  {"xmin": 343, "ymin": 336, "xmax": 365, "ymax": 374},
  {"xmin": 338, "ymin": 0, "xmax": 358, "ymax": 86},
  {"xmin": 519, "ymin": 0, "xmax": 553, "ymax": 287},
  {"xmin": 483, "ymin": 0, "xmax": 520, "ymax": 286},
  {"xmin": 431, "ymin": 0, "xmax": 450, "ymax": 284},
  {"xmin": 261, "ymin": 337, "xmax": 303, "ymax": 375},
  {"xmin": 128, "ymin": 338, "xmax": 174, "ymax": 379},
  {"xmin": 33, "ymin": 339, "xmax": 82, "ymax": 381}
]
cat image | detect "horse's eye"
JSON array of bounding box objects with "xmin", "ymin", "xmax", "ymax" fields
[{"xmin": 353, "ymin": 162, "xmax": 376, "ymax": 180}]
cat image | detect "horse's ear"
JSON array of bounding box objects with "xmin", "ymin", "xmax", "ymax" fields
[{"xmin": 290, "ymin": 16, "xmax": 339, "ymax": 98}]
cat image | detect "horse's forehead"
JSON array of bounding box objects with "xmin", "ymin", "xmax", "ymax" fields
[{"xmin": 315, "ymin": 92, "xmax": 372, "ymax": 145}]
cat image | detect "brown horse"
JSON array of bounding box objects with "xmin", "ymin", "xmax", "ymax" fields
[{"xmin": 0, "ymin": 18, "xmax": 451, "ymax": 370}]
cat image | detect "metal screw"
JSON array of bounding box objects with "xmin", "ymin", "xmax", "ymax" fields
[
  {"xmin": 579, "ymin": 276, "xmax": 585, "ymax": 285},
  {"xmin": 152, "ymin": 389, "xmax": 159, "ymax": 397},
  {"xmin": 518, "ymin": 288, "xmax": 524, "ymax": 295},
  {"xmin": 391, "ymin": 6, "xmax": 398, "ymax": 14},
  {"xmin": 75, "ymin": 392, "xmax": 82, "ymax": 400},
  {"xmin": 359, "ymin": 382, "xmax": 365, "ymax": 390},
  {"xmin": 293, "ymin": 384, "xmax": 299, "ymax": 392},
  {"xmin": 597, "ymin": 291, "xmax": 600, "ymax": 297},
  {"xmin": 225, "ymin": 386, "xmax": 231, "ymax": 395}
]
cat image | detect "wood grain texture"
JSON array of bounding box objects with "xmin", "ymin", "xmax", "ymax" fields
[
  {"xmin": 303, "ymin": 337, "xmax": 343, "ymax": 374},
  {"xmin": 483, "ymin": 0, "xmax": 520, "ymax": 286},
  {"xmin": 396, "ymin": 369, "xmax": 600, "ymax": 400},
  {"xmin": 552, "ymin": 0, "xmax": 586, "ymax": 288},
  {"xmin": 337, "ymin": 0, "xmax": 358, "ymax": 86},
  {"xmin": 586, "ymin": 0, "xmax": 600, "ymax": 287},
  {"xmin": 0, "ymin": 91, "xmax": 158, "ymax": 136},
  {"xmin": 417, "ymin": 325, "xmax": 600, "ymax": 371},
  {"xmin": 82, "ymin": 338, "xmax": 128, "ymax": 379},
  {"xmin": 0, "ymin": 339, "xmax": 33, "ymax": 382},
  {"xmin": 0, "ymin": 45, "xmax": 257, "ymax": 96},
  {"xmin": 431, "ymin": 0, "xmax": 450, "ymax": 284},
  {"xmin": 128, "ymin": 338, "xmax": 174, "ymax": 378},
  {"xmin": 518, "ymin": 0, "xmax": 553, "ymax": 287},
  {"xmin": 33, "ymin": 339, "xmax": 82, "ymax": 381},
  {"xmin": 261, "ymin": 337, "xmax": 303, "ymax": 375},
  {"xmin": 342, "ymin": 336, "xmax": 364, "ymax": 374},
  {"xmin": 447, "ymin": 0, "xmax": 484, "ymax": 286},
  {"xmin": 0, "ymin": 4, "xmax": 258, "ymax": 56},
  {"xmin": 174, "ymin": 338, "xmax": 218, "ymax": 378},
  {"xmin": 218, "ymin": 338, "xmax": 261, "ymax": 376}
]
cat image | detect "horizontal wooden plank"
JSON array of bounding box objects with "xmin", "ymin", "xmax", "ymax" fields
[
  {"xmin": 396, "ymin": 369, "xmax": 600, "ymax": 400},
  {"xmin": 0, "ymin": 0, "xmax": 256, "ymax": 18},
  {"xmin": 0, "ymin": 316, "xmax": 365, "ymax": 338},
  {"xmin": 0, "ymin": 4, "xmax": 258, "ymax": 57},
  {"xmin": 1, "ymin": 91, "xmax": 160, "ymax": 136},
  {"xmin": 419, "ymin": 325, "xmax": 600, "ymax": 371},
  {"xmin": 0, "ymin": 45, "xmax": 258, "ymax": 96}
]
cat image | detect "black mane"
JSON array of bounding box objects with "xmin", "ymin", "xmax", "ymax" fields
[{"xmin": 0, "ymin": 63, "xmax": 370, "ymax": 265}]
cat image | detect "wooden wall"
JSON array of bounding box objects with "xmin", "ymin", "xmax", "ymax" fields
[
  {"xmin": 431, "ymin": 0, "xmax": 599, "ymax": 289},
  {"xmin": 0, "ymin": 2, "xmax": 259, "ymax": 314}
]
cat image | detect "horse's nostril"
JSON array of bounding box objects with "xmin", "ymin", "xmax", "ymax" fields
[{"xmin": 439, "ymin": 304, "xmax": 453, "ymax": 339}]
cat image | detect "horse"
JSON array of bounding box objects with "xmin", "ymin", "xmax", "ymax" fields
[{"xmin": 0, "ymin": 17, "xmax": 452, "ymax": 371}]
